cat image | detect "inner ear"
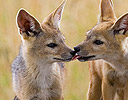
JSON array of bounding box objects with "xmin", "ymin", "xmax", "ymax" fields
[
  {"xmin": 112, "ymin": 13, "xmax": 128, "ymax": 35},
  {"xmin": 42, "ymin": 1, "xmax": 66, "ymax": 29},
  {"xmin": 17, "ymin": 9, "xmax": 42, "ymax": 37}
]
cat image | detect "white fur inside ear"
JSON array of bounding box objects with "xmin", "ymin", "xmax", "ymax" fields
[
  {"xmin": 30, "ymin": 19, "xmax": 36, "ymax": 31},
  {"xmin": 54, "ymin": 16, "xmax": 61, "ymax": 28},
  {"xmin": 119, "ymin": 29, "xmax": 125, "ymax": 34},
  {"xmin": 28, "ymin": 32, "xmax": 35, "ymax": 36},
  {"xmin": 119, "ymin": 17, "xmax": 128, "ymax": 29}
]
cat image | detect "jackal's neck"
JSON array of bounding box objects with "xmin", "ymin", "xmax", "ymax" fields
[
  {"xmin": 24, "ymin": 53, "xmax": 61, "ymax": 82},
  {"xmin": 21, "ymin": 45, "xmax": 62, "ymax": 89},
  {"xmin": 18, "ymin": 47, "xmax": 62, "ymax": 100},
  {"xmin": 105, "ymin": 38, "xmax": 128, "ymax": 72},
  {"xmin": 105, "ymin": 54, "xmax": 128, "ymax": 72}
]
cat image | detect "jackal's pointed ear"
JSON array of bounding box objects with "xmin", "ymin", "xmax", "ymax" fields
[
  {"xmin": 43, "ymin": 0, "xmax": 66, "ymax": 29},
  {"xmin": 17, "ymin": 9, "xmax": 42, "ymax": 39},
  {"xmin": 99, "ymin": 0, "xmax": 116, "ymax": 22},
  {"xmin": 112, "ymin": 13, "xmax": 128, "ymax": 35}
]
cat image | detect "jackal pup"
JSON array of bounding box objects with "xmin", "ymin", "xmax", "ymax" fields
[
  {"xmin": 74, "ymin": 0, "xmax": 128, "ymax": 100},
  {"xmin": 12, "ymin": 1, "xmax": 75, "ymax": 100}
]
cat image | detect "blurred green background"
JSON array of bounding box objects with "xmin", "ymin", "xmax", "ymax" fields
[{"xmin": 0, "ymin": 0, "xmax": 128, "ymax": 100}]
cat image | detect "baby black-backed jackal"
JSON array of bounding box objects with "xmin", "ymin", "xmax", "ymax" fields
[
  {"xmin": 12, "ymin": 1, "xmax": 75, "ymax": 100},
  {"xmin": 74, "ymin": 0, "xmax": 128, "ymax": 100}
]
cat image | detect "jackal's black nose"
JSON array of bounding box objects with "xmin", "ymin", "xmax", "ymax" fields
[
  {"xmin": 74, "ymin": 47, "xmax": 80, "ymax": 52},
  {"xmin": 70, "ymin": 51, "xmax": 76, "ymax": 56}
]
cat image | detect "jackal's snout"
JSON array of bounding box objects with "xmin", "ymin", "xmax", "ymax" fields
[
  {"xmin": 74, "ymin": 47, "xmax": 80, "ymax": 53},
  {"xmin": 54, "ymin": 46, "xmax": 76, "ymax": 62},
  {"xmin": 73, "ymin": 45, "xmax": 95, "ymax": 62},
  {"xmin": 63, "ymin": 49, "xmax": 76, "ymax": 58}
]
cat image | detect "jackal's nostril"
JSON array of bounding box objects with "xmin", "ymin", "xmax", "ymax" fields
[
  {"xmin": 70, "ymin": 51, "xmax": 76, "ymax": 56},
  {"xmin": 74, "ymin": 47, "xmax": 80, "ymax": 52}
]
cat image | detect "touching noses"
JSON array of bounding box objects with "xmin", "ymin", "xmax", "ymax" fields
[
  {"xmin": 70, "ymin": 51, "xmax": 76, "ymax": 56},
  {"xmin": 74, "ymin": 46, "xmax": 80, "ymax": 53}
]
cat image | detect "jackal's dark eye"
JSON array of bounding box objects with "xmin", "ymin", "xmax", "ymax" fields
[
  {"xmin": 93, "ymin": 40, "xmax": 104, "ymax": 45},
  {"xmin": 47, "ymin": 43, "xmax": 57, "ymax": 48}
]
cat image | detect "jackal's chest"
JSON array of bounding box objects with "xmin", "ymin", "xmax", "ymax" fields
[{"xmin": 14, "ymin": 63, "xmax": 63, "ymax": 100}]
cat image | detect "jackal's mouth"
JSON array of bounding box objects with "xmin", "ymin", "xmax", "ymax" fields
[
  {"xmin": 53, "ymin": 57, "xmax": 72, "ymax": 62},
  {"xmin": 72, "ymin": 55, "xmax": 96, "ymax": 62}
]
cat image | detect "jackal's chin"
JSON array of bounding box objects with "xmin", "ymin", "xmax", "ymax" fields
[
  {"xmin": 53, "ymin": 57, "xmax": 72, "ymax": 62},
  {"xmin": 77, "ymin": 55, "xmax": 96, "ymax": 62}
]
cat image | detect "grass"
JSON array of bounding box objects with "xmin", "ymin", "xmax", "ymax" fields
[{"xmin": 0, "ymin": 0, "xmax": 127, "ymax": 100}]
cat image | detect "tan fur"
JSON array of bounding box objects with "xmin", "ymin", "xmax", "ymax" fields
[
  {"xmin": 75, "ymin": 0, "xmax": 128, "ymax": 100},
  {"xmin": 12, "ymin": 1, "xmax": 75, "ymax": 100}
]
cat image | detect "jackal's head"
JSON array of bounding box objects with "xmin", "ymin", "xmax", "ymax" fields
[
  {"xmin": 74, "ymin": 0, "xmax": 128, "ymax": 62},
  {"xmin": 17, "ymin": 1, "xmax": 75, "ymax": 63}
]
